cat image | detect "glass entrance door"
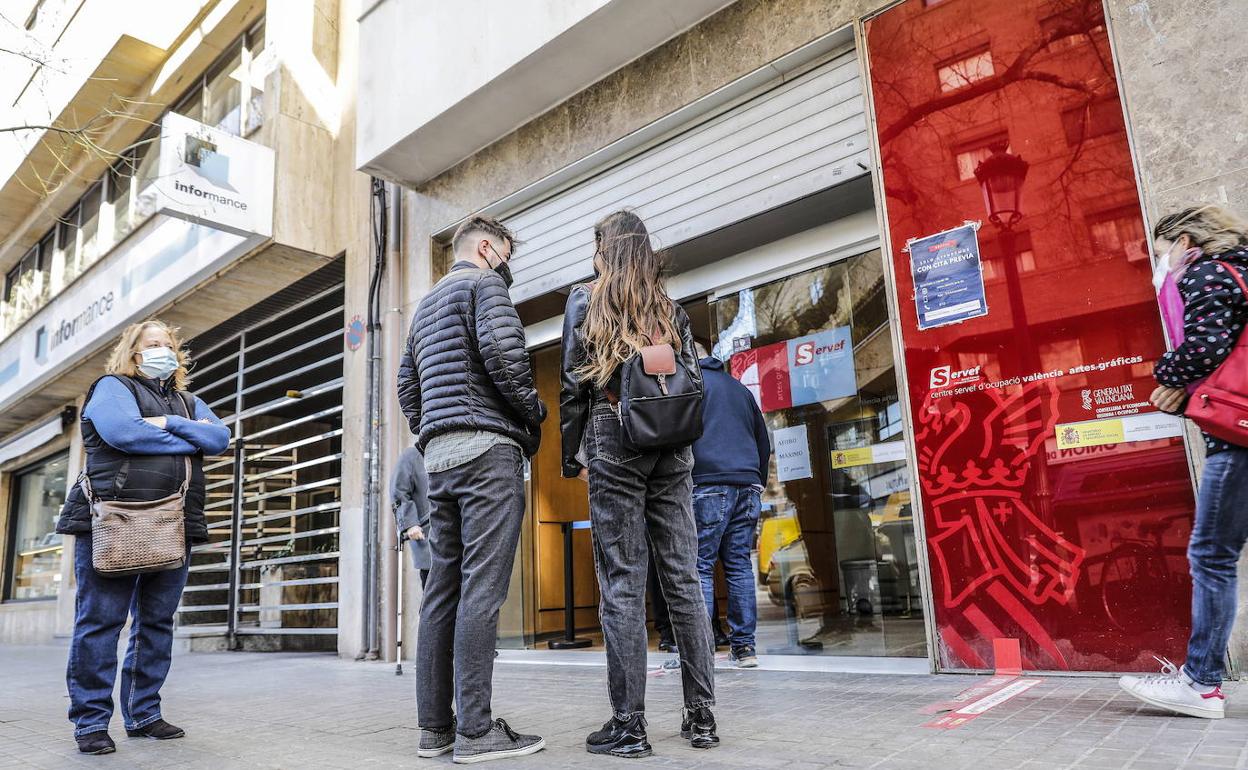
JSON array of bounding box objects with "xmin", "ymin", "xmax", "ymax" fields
[{"xmin": 710, "ymin": 251, "xmax": 926, "ymax": 656}]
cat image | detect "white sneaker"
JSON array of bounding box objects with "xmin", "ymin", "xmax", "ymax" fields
[{"xmin": 1118, "ymin": 657, "xmax": 1226, "ymax": 719}]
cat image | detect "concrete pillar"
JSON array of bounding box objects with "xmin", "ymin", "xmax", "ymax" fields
[
  {"xmin": 1107, "ymin": 0, "xmax": 1248, "ymax": 676},
  {"xmin": 328, "ymin": 0, "xmax": 375, "ymax": 661}
]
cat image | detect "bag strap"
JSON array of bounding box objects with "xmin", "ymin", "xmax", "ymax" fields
[
  {"xmin": 80, "ymin": 472, "xmax": 96, "ymax": 504},
  {"xmin": 1215, "ymin": 260, "xmax": 1248, "ymax": 304}
]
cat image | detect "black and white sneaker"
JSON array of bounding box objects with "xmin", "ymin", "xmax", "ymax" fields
[
  {"xmin": 730, "ymin": 645, "xmax": 759, "ymax": 669},
  {"xmin": 452, "ymin": 719, "xmax": 545, "ymax": 764},
  {"xmin": 680, "ymin": 707, "xmax": 720, "ymax": 749},
  {"xmin": 586, "ymin": 714, "xmax": 652, "ymax": 758},
  {"xmin": 418, "ymin": 717, "xmax": 456, "ymax": 758}
]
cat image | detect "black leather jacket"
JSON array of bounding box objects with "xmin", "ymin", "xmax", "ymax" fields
[
  {"xmin": 558, "ymin": 284, "xmax": 699, "ymax": 477},
  {"xmin": 398, "ymin": 262, "xmax": 547, "ymax": 456}
]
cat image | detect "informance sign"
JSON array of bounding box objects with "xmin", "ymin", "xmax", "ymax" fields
[{"xmin": 155, "ymin": 112, "xmax": 275, "ymax": 237}]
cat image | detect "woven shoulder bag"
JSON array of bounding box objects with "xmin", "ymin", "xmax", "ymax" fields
[{"xmin": 84, "ymin": 456, "xmax": 189, "ymax": 577}]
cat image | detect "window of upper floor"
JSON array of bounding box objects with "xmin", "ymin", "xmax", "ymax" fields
[
  {"xmin": 937, "ymin": 48, "xmax": 994, "ymax": 93},
  {"xmin": 0, "ymin": 18, "xmax": 266, "ymax": 341}
]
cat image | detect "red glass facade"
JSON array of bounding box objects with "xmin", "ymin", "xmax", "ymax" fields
[{"xmin": 866, "ymin": 0, "xmax": 1197, "ymax": 671}]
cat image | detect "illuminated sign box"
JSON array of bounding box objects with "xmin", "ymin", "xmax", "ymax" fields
[{"xmin": 153, "ymin": 112, "xmax": 275, "ymax": 238}]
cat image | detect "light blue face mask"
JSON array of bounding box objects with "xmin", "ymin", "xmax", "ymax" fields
[{"xmin": 138, "ymin": 347, "xmax": 179, "ymax": 381}]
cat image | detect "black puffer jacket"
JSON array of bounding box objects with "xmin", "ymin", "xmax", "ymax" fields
[
  {"xmin": 558, "ymin": 283, "xmax": 699, "ymax": 477},
  {"xmin": 398, "ymin": 262, "xmax": 547, "ymax": 456}
]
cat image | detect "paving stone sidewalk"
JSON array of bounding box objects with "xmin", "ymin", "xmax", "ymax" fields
[{"xmin": 2, "ymin": 644, "xmax": 1246, "ymax": 769}]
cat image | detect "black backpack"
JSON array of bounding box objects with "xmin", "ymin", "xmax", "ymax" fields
[{"xmin": 617, "ymin": 337, "xmax": 703, "ymax": 451}]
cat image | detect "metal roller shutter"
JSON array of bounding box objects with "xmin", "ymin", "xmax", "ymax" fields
[{"xmin": 504, "ymin": 49, "xmax": 870, "ymax": 303}]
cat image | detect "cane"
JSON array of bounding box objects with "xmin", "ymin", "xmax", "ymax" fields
[{"xmin": 395, "ymin": 534, "xmax": 405, "ymax": 675}]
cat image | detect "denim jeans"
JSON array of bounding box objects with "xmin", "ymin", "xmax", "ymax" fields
[
  {"xmin": 66, "ymin": 533, "xmax": 190, "ymax": 737},
  {"xmin": 694, "ymin": 484, "xmax": 760, "ymax": 650},
  {"xmin": 586, "ymin": 403, "xmax": 715, "ymax": 719},
  {"xmin": 417, "ymin": 443, "xmax": 525, "ymax": 738},
  {"xmin": 1184, "ymin": 447, "xmax": 1248, "ymax": 686}
]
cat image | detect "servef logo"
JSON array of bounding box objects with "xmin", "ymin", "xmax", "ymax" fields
[
  {"xmin": 794, "ymin": 338, "xmax": 846, "ymax": 366},
  {"xmin": 930, "ymin": 364, "xmax": 982, "ymax": 389}
]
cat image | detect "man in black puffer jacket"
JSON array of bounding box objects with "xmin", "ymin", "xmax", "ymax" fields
[{"xmin": 397, "ymin": 215, "xmax": 548, "ymax": 763}]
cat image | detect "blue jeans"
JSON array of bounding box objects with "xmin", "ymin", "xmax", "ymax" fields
[
  {"xmin": 694, "ymin": 484, "xmax": 760, "ymax": 650},
  {"xmin": 1185, "ymin": 447, "xmax": 1248, "ymax": 686},
  {"xmin": 66, "ymin": 534, "xmax": 190, "ymax": 737}
]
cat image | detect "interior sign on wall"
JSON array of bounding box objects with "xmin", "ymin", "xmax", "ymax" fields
[
  {"xmin": 773, "ymin": 424, "xmax": 813, "ymax": 482},
  {"xmin": 907, "ymin": 222, "xmax": 988, "ymax": 330},
  {"xmin": 729, "ymin": 327, "xmax": 857, "ymax": 413}
]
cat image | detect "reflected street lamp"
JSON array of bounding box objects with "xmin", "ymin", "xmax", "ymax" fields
[
  {"xmin": 973, "ymin": 145, "xmax": 1051, "ymax": 517},
  {"xmin": 974, "ymin": 143, "xmax": 1030, "ymax": 231}
]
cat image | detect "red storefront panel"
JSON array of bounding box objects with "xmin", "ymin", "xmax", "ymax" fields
[{"xmin": 865, "ymin": 0, "xmax": 1196, "ymax": 671}]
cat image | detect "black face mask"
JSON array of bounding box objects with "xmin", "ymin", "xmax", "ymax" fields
[
  {"xmin": 487, "ymin": 244, "xmax": 514, "ymax": 288},
  {"xmin": 494, "ymin": 259, "xmax": 514, "ymax": 288}
]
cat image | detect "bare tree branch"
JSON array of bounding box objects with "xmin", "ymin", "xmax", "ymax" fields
[{"xmin": 877, "ymin": 18, "xmax": 1102, "ymax": 146}]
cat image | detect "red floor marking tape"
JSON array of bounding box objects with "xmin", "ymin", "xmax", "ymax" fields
[
  {"xmin": 918, "ymin": 637, "xmax": 1026, "ymax": 716},
  {"xmin": 922, "ymin": 678, "xmax": 1042, "ymax": 729},
  {"xmin": 918, "ymin": 674, "xmax": 1018, "ymax": 715}
]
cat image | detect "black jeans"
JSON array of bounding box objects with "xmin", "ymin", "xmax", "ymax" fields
[
  {"xmin": 417, "ymin": 444, "xmax": 525, "ymax": 738},
  {"xmin": 586, "ymin": 404, "xmax": 715, "ymax": 719}
]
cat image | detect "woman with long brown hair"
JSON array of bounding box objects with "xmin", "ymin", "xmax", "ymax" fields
[
  {"xmin": 56, "ymin": 320, "xmax": 229, "ymax": 754},
  {"xmin": 559, "ymin": 210, "xmax": 718, "ymax": 758}
]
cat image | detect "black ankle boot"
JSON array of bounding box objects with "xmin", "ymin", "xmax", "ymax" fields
[
  {"xmin": 126, "ymin": 719, "xmax": 185, "ymax": 740},
  {"xmin": 76, "ymin": 732, "xmax": 116, "ymax": 754},
  {"xmin": 680, "ymin": 707, "xmax": 719, "ymax": 749},
  {"xmin": 586, "ymin": 713, "xmax": 652, "ymax": 758}
]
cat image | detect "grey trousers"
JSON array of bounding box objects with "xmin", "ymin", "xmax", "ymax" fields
[{"xmin": 416, "ymin": 443, "xmax": 525, "ymax": 738}]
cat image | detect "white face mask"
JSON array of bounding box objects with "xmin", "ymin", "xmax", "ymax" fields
[
  {"xmin": 1152, "ymin": 242, "xmax": 1177, "ymax": 293},
  {"xmin": 137, "ymin": 346, "xmax": 179, "ymax": 381}
]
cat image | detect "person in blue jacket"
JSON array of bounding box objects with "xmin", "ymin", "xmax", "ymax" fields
[
  {"xmin": 691, "ymin": 344, "xmax": 771, "ymax": 669},
  {"xmin": 56, "ymin": 320, "xmax": 229, "ymax": 756}
]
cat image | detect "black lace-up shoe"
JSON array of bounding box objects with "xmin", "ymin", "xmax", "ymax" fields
[
  {"xmin": 586, "ymin": 713, "xmax": 652, "ymax": 758},
  {"xmin": 680, "ymin": 707, "xmax": 720, "ymax": 749},
  {"xmin": 76, "ymin": 732, "xmax": 116, "ymax": 754},
  {"xmin": 126, "ymin": 719, "xmax": 185, "ymax": 740}
]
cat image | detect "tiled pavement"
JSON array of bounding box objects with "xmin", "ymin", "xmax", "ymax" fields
[{"xmin": 2, "ymin": 644, "xmax": 1247, "ymax": 769}]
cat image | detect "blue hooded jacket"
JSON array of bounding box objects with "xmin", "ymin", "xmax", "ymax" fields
[{"xmin": 692, "ymin": 356, "xmax": 771, "ymax": 487}]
